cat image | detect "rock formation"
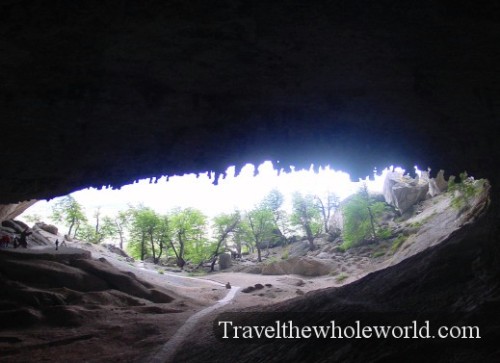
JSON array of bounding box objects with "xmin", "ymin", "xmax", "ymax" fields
[
  {"xmin": 0, "ymin": 201, "xmax": 38, "ymax": 223},
  {"xmin": 383, "ymin": 169, "xmax": 450, "ymax": 213},
  {"xmin": 218, "ymin": 253, "xmax": 232, "ymax": 270}
]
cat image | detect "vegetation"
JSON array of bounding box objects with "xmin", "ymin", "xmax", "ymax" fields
[
  {"xmin": 448, "ymin": 171, "xmax": 484, "ymax": 211},
  {"xmin": 44, "ymin": 180, "xmax": 410, "ymax": 272},
  {"xmin": 314, "ymin": 191, "xmax": 340, "ymax": 234},
  {"xmin": 371, "ymin": 250, "xmax": 386, "ymax": 258},
  {"xmin": 391, "ymin": 235, "xmax": 408, "ymax": 253},
  {"xmin": 260, "ymin": 189, "xmax": 289, "ymax": 239},
  {"xmin": 341, "ymin": 184, "xmax": 387, "ymax": 250},
  {"xmin": 290, "ymin": 192, "xmax": 322, "ymax": 250},
  {"xmin": 127, "ymin": 206, "xmax": 171, "ymax": 263},
  {"xmin": 247, "ymin": 208, "xmax": 276, "ymax": 262},
  {"xmin": 336, "ymin": 273, "xmax": 349, "ymax": 283},
  {"xmin": 51, "ymin": 195, "xmax": 87, "ymax": 237},
  {"xmin": 209, "ymin": 211, "xmax": 241, "ymax": 271}
]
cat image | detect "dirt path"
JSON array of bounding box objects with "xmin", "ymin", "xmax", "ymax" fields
[{"xmin": 147, "ymin": 284, "xmax": 241, "ymax": 363}]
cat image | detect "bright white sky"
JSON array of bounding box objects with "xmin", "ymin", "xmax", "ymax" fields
[{"xmin": 20, "ymin": 161, "xmax": 394, "ymax": 223}]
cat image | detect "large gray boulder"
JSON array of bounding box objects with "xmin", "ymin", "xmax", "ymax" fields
[
  {"xmin": 383, "ymin": 171, "xmax": 429, "ymax": 213},
  {"xmin": 35, "ymin": 222, "xmax": 59, "ymax": 235},
  {"xmin": 218, "ymin": 253, "xmax": 232, "ymax": 270},
  {"xmin": 261, "ymin": 257, "xmax": 332, "ymax": 277},
  {"xmin": 428, "ymin": 170, "xmax": 448, "ymax": 197}
]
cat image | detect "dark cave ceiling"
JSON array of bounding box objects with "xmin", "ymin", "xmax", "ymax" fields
[{"xmin": 1, "ymin": 0, "xmax": 500, "ymax": 203}]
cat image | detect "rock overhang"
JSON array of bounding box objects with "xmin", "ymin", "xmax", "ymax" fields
[{"xmin": 0, "ymin": 0, "xmax": 499, "ymax": 203}]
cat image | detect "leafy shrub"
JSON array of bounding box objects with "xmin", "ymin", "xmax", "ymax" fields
[
  {"xmin": 372, "ymin": 250, "xmax": 386, "ymax": 258},
  {"xmin": 336, "ymin": 273, "xmax": 348, "ymax": 283},
  {"xmin": 377, "ymin": 227, "xmax": 392, "ymax": 240},
  {"xmin": 391, "ymin": 235, "xmax": 407, "ymax": 253},
  {"xmin": 281, "ymin": 247, "xmax": 290, "ymax": 260},
  {"xmin": 448, "ymin": 171, "xmax": 483, "ymax": 211}
]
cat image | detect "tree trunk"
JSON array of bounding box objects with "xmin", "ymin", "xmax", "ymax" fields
[
  {"xmin": 305, "ymin": 224, "xmax": 315, "ymax": 251},
  {"xmin": 149, "ymin": 231, "xmax": 156, "ymax": 263},
  {"xmin": 367, "ymin": 206, "xmax": 377, "ymax": 240},
  {"xmin": 168, "ymin": 238, "xmax": 181, "ymax": 267},
  {"xmin": 68, "ymin": 217, "xmax": 75, "ymax": 237},
  {"xmin": 140, "ymin": 232, "xmax": 145, "ymax": 261},
  {"xmin": 118, "ymin": 229, "xmax": 124, "ymax": 250},
  {"xmin": 157, "ymin": 243, "xmax": 164, "ymax": 261},
  {"xmin": 210, "ymin": 256, "xmax": 218, "ymax": 272},
  {"xmin": 177, "ymin": 231, "xmax": 186, "ymax": 269},
  {"xmin": 257, "ymin": 244, "xmax": 262, "ymax": 262},
  {"xmin": 73, "ymin": 222, "xmax": 80, "ymax": 239}
]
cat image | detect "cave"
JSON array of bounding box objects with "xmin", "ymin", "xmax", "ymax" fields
[{"xmin": 1, "ymin": 1, "xmax": 500, "ymax": 362}]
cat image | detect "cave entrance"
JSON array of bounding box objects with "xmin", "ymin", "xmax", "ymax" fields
[{"xmin": 16, "ymin": 161, "xmax": 489, "ymax": 272}]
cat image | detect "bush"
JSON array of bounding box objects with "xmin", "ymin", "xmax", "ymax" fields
[
  {"xmin": 391, "ymin": 235, "xmax": 407, "ymax": 253},
  {"xmin": 448, "ymin": 172, "xmax": 483, "ymax": 211},
  {"xmin": 281, "ymin": 247, "xmax": 290, "ymax": 260},
  {"xmin": 377, "ymin": 227, "xmax": 392, "ymax": 240},
  {"xmin": 336, "ymin": 273, "xmax": 348, "ymax": 283}
]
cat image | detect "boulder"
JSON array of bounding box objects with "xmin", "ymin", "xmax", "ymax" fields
[
  {"xmin": 70, "ymin": 258, "xmax": 156, "ymax": 301},
  {"xmin": 235, "ymin": 265, "xmax": 262, "ymax": 274},
  {"xmin": 262, "ymin": 257, "xmax": 332, "ymax": 277},
  {"xmin": 218, "ymin": 253, "xmax": 232, "ymax": 270},
  {"xmin": 428, "ymin": 170, "xmax": 448, "ymax": 197},
  {"xmin": 28, "ymin": 229, "xmax": 53, "ymax": 246},
  {"xmin": 1, "ymin": 219, "xmax": 24, "ymax": 233},
  {"xmin": 35, "ymin": 222, "xmax": 59, "ymax": 235},
  {"xmin": 383, "ymin": 171, "xmax": 429, "ymax": 213},
  {"xmin": 289, "ymin": 240, "xmax": 310, "ymax": 258},
  {"xmin": 102, "ymin": 243, "xmax": 130, "ymax": 258}
]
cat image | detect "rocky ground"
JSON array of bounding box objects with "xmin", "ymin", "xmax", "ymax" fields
[{"xmin": 0, "ymin": 186, "xmax": 490, "ymax": 362}]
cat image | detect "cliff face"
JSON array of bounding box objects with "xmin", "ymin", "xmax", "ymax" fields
[{"xmin": 0, "ymin": 201, "xmax": 38, "ymax": 223}]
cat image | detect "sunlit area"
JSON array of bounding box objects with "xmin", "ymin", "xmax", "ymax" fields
[
  {"xmin": 22, "ymin": 161, "xmax": 378, "ymax": 222},
  {"xmin": 16, "ymin": 161, "xmax": 489, "ymax": 268},
  {"xmin": 19, "ymin": 161, "xmax": 392, "ymax": 254}
]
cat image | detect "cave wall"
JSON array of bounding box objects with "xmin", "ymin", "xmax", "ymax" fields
[{"xmin": 1, "ymin": 0, "xmax": 499, "ymax": 203}]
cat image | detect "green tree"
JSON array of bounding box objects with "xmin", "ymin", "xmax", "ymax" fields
[
  {"xmin": 291, "ymin": 192, "xmax": 323, "ymax": 251},
  {"xmin": 260, "ymin": 189, "xmax": 288, "ymax": 238},
  {"xmin": 232, "ymin": 215, "xmax": 253, "ymax": 257},
  {"xmin": 23, "ymin": 214, "xmax": 43, "ymax": 224},
  {"xmin": 314, "ymin": 191, "xmax": 340, "ymax": 234},
  {"xmin": 170, "ymin": 208, "xmax": 207, "ymax": 269},
  {"xmin": 341, "ymin": 184, "xmax": 387, "ymax": 249},
  {"xmin": 51, "ymin": 195, "xmax": 87, "ymax": 237},
  {"xmin": 127, "ymin": 206, "xmax": 166, "ymax": 263},
  {"xmin": 76, "ymin": 208, "xmax": 117, "ymax": 244},
  {"xmin": 247, "ymin": 208, "xmax": 275, "ymax": 262},
  {"xmin": 114, "ymin": 210, "xmax": 131, "ymax": 250},
  {"xmin": 209, "ymin": 211, "xmax": 241, "ymax": 271}
]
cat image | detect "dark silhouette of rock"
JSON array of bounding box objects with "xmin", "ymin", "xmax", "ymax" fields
[
  {"xmin": 218, "ymin": 253, "xmax": 232, "ymax": 270},
  {"xmin": 0, "ymin": 258, "xmax": 109, "ymax": 292},
  {"xmin": 241, "ymin": 286, "xmax": 255, "ymax": 293}
]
